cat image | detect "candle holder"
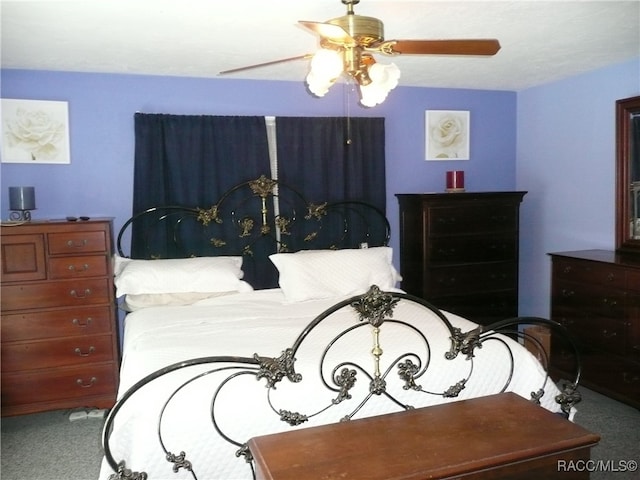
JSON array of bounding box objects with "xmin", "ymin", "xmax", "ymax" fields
[
  {"xmin": 9, "ymin": 186, "xmax": 36, "ymax": 221},
  {"xmin": 446, "ymin": 171, "xmax": 465, "ymax": 193}
]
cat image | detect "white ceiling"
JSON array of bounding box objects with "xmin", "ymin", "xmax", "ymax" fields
[{"xmin": 2, "ymin": 0, "xmax": 639, "ymax": 91}]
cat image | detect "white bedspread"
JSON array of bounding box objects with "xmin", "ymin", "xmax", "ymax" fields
[{"xmin": 99, "ymin": 289, "xmax": 563, "ymax": 480}]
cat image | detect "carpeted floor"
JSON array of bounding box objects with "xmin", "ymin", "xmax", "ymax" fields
[
  {"xmin": 1, "ymin": 387, "xmax": 638, "ymax": 480},
  {"xmin": 570, "ymin": 388, "xmax": 640, "ymax": 480},
  {"xmin": 1, "ymin": 408, "xmax": 105, "ymax": 480}
]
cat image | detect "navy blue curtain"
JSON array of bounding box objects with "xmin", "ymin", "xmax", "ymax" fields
[
  {"xmin": 275, "ymin": 116, "xmax": 386, "ymax": 249},
  {"xmin": 275, "ymin": 117, "xmax": 385, "ymax": 209},
  {"xmin": 131, "ymin": 114, "xmax": 272, "ymax": 286},
  {"xmin": 132, "ymin": 114, "xmax": 270, "ymax": 210}
]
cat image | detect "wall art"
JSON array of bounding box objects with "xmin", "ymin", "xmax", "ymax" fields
[
  {"xmin": 425, "ymin": 110, "xmax": 470, "ymax": 160},
  {"xmin": 1, "ymin": 98, "xmax": 71, "ymax": 164}
]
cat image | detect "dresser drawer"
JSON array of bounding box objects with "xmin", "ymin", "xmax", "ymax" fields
[
  {"xmin": 428, "ymin": 205, "xmax": 517, "ymax": 235},
  {"xmin": 553, "ymin": 258, "xmax": 626, "ymax": 289},
  {"xmin": 1, "ymin": 306, "xmax": 113, "ymax": 342},
  {"xmin": 1, "ymin": 334, "xmax": 115, "ymax": 372},
  {"xmin": 47, "ymin": 230, "xmax": 107, "ymax": 255},
  {"xmin": 580, "ymin": 351, "xmax": 640, "ymax": 406},
  {"xmin": 1, "ymin": 278, "xmax": 111, "ymax": 311},
  {"xmin": 427, "ymin": 262, "xmax": 516, "ymax": 295},
  {"xmin": 552, "ymin": 280, "xmax": 625, "ymax": 318},
  {"xmin": 560, "ymin": 315, "xmax": 627, "ymax": 354},
  {"xmin": 429, "ymin": 235, "xmax": 517, "ymax": 264},
  {"xmin": 49, "ymin": 255, "xmax": 108, "ymax": 279},
  {"xmin": 1, "ymin": 363, "xmax": 117, "ymax": 407},
  {"xmin": 430, "ymin": 291, "xmax": 517, "ymax": 325}
]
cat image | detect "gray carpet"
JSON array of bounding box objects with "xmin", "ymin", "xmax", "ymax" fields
[
  {"xmin": 1, "ymin": 409, "xmax": 105, "ymax": 480},
  {"xmin": 571, "ymin": 388, "xmax": 640, "ymax": 480},
  {"xmin": 1, "ymin": 388, "xmax": 638, "ymax": 480}
]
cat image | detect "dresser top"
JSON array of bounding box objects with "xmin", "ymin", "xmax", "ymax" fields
[
  {"xmin": 396, "ymin": 191, "xmax": 527, "ymax": 201},
  {"xmin": 549, "ymin": 249, "xmax": 640, "ymax": 269}
]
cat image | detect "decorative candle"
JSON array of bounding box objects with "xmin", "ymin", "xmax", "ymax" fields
[
  {"xmin": 446, "ymin": 171, "xmax": 465, "ymax": 191},
  {"xmin": 9, "ymin": 186, "xmax": 36, "ymax": 211}
]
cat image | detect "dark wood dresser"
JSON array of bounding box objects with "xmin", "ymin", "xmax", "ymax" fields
[
  {"xmin": 1, "ymin": 219, "xmax": 120, "ymax": 416},
  {"xmin": 396, "ymin": 192, "xmax": 526, "ymax": 325},
  {"xmin": 549, "ymin": 249, "xmax": 640, "ymax": 408},
  {"xmin": 249, "ymin": 392, "xmax": 599, "ymax": 480}
]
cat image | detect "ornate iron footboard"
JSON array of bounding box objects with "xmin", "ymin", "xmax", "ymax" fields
[{"xmin": 102, "ymin": 286, "xmax": 582, "ymax": 480}]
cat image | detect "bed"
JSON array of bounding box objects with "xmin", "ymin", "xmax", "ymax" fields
[{"xmin": 100, "ymin": 176, "xmax": 582, "ymax": 480}]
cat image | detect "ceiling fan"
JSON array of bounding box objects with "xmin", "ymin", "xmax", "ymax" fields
[{"xmin": 219, "ymin": 0, "xmax": 501, "ymax": 106}]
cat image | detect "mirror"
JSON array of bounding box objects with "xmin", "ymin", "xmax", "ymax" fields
[{"xmin": 616, "ymin": 95, "xmax": 640, "ymax": 254}]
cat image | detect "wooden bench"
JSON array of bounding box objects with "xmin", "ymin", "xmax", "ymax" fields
[{"xmin": 248, "ymin": 392, "xmax": 599, "ymax": 480}]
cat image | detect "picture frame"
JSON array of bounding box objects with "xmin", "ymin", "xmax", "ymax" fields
[
  {"xmin": 425, "ymin": 110, "xmax": 470, "ymax": 161},
  {"xmin": 1, "ymin": 98, "xmax": 71, "ymax": 164}
]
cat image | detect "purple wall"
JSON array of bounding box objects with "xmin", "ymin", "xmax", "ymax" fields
[
  {"xmin": 3, "ymin": 60, "xmax": 637, "ymax": 324},
  {"xmin": 516, "ymin": 58, "xmax": 640, "ymax": 317},
  {"xmin": 1, "ymin": 69, "xmax": 517, "ymax": 266}
]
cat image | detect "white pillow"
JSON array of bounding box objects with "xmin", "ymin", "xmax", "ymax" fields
[
  {"xmin": 113, "ymin": 255, "xmax": 245, "ymax": 297},
  {"xmin": 269, "ymin": 247, "xmax": 402, "ymax": 303}
]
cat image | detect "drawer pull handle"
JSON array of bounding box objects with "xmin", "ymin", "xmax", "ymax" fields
[
  {"xmin": 76, "ymin": 377, "xmax": 97, "ymax": 388},
  {"xmin": 66, "ymin": 239, "xmax": 89, "ymax": 248},
  {"xmin": 602, "ymin": 329, "xmax": 617, "ymax": 339},
  {"xmin": 632, "ymin": 345, "xmax": 640, "ymax": 352},
  {"xmin": 72, "ymin": 317, "xmax": 93, "ymax": 327},
  {"xmin": 68, "ymin": 264, "xmax": 89, "ymax": 272},
  {"xmin": 606, "ymin": 273, "xmax": 615, "ymax": 282},
  {"xmin": 563, "ymin": 266, "xmax": 572, "ymax": 274},
  {"xmin": 623, "ymin": 373, "xmax": 639, "ymax": 384},
  {"xmin": 603, "ymin": 298, "xmax": 617, "ymax": 307},
  {"xmin": 561, "ymin": 289, "xmax": 575, "ymax": 298},
  {"xmin": 70, "ymin": 289, "xmax": 92, "ymax": 298},
  {"xmin": 74, "ymin": 346, "xmax": 96, "ymax": 357}
]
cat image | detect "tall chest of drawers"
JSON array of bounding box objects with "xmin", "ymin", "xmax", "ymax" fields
[
  {"xmin": 396, "ymin": 192, "xmax": 526, "ymax": 325},
  {"xmin": 1, "ymin": 219, "xmax": 120, "ymax": 416},
  {"xmin": 549, "ymin": 250, "xmax": 640, "ymax": 408}
]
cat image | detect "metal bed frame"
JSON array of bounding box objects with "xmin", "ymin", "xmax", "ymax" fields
[{"xmin": 104, "ymin": 176, "xmax": 582, "ymax": 480}]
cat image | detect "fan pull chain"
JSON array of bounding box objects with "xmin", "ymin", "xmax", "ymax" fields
[{"xmin": 344, "ymin": 81, "xmax": 353, "ymax": 145}]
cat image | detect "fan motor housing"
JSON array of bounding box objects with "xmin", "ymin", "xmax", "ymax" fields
[{"xmin": 328, "ymin": 14, "xmax": 384, "ymax": 46}]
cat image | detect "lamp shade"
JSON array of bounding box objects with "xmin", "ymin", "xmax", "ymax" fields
[{"xmin": 9, "ymin": 186, "xmax": 36, "ymax": 211}]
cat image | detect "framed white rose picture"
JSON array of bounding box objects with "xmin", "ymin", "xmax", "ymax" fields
[
  {"xmin": 425, "ymin": 110, "xmax": 470, "ymax": 161},
  {"xmin": 1, "ymin": 99, "xmax": 71, "ymax": 164}
]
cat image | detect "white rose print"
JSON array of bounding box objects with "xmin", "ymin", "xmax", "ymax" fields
[
  {"xmin": 426, "ymin": 111, "xmax": 470, "ymax": 160},
  {"xmin": 1, "ymin": 99, "xmax": 70, "ymax": 164}
]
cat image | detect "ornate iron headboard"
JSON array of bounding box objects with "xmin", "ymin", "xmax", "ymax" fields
[
  {"xmin": 102, "ymin": 287, "xmax": 582, "ymax": 480},
  {"xmin": 117, "ymin": 175, "xmax": 390, "ymax": 289}
]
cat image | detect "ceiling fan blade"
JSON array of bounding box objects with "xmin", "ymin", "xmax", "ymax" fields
[
  {"xmin": 299, "ymin": 20, "xmax": 355, "ymax": 44},
  {"xmin": 387, "ymin": 39, "xmax": 501, "ymax": 56},
  {"xmin": 218, "ymin": 55, "xmax": 312, "ymax": 75}
]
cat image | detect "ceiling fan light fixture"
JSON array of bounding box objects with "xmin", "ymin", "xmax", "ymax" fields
[
  {"xmin": 306, "ymin": 48, "xmax": 344, "ymax": 97},
  {"xmin": 359, "ymin": 62, "xmax": 400, "ymax": 107}
]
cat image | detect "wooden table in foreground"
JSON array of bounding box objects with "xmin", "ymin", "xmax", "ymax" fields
[{"xmin": 248, "ymin": 392, "xmax": 599, "ymax": 480}]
